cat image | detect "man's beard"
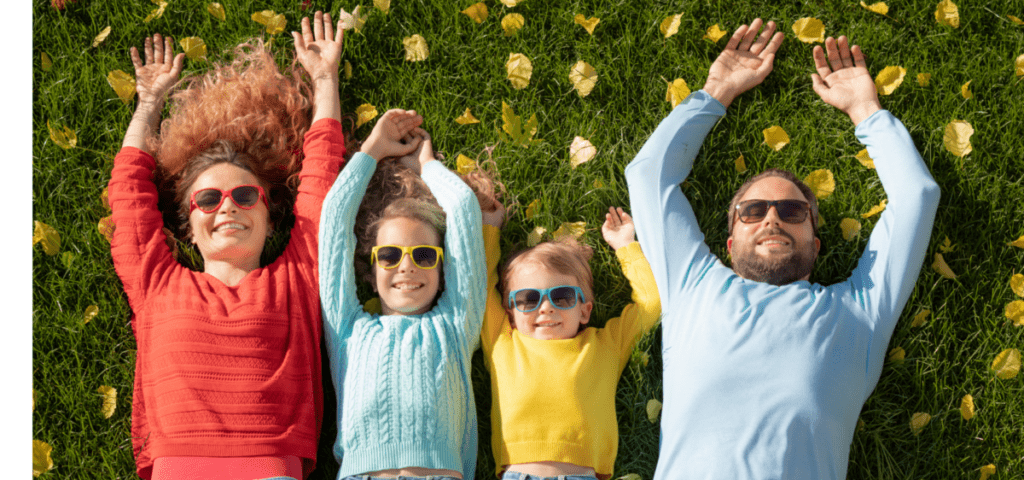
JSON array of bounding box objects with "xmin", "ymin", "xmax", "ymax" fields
[{"xmin": 731, "ymin": 228, "xmax": 816, "ymax": 286}]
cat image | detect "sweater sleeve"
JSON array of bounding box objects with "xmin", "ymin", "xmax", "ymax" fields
[
  {"xmin": 624, "ymin": 90, "xmax": 727, "ymax": 312},
  {"xmin": 319, "ymin": 152, "xmax": 376, "ymax": 346},
  {"xmin": 597, "ymin": 242, "xmax": 663, "ymax": 368},
  {"xmin": 421, "ymin": 161, "xmax": 486, "ymax": 351},
  {"xmin": 847, "ymin": 111, "xmax": 940, "ymax": 397},
  {"xmin": 480, "ymin": 224, "xmax": 510, "ymax": 357}
]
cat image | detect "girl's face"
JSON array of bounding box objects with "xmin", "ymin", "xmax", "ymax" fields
[
  {"xmin": 505, "ymin": 262, "xmax": 592, "ymax": 340},
  {"xmin": 372, "ymin": 217, "xmax": 442, "ymax": 316},
  {"xmin": 187, "ymin": 163, "xmax": 270, "ymax": 271}
]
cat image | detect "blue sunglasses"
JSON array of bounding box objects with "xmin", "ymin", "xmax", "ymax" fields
[{"xmin": 507, "ymin": 285, "xmax": 585, "ymax": 312}]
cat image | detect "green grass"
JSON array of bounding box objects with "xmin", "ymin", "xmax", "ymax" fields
[{"xmin": 32, "ymin": 0, "xmax": 1023, "ymax": 478}]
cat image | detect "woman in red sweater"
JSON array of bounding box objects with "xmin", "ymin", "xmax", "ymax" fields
[{"xmin": 107, "ymin": 12, "xmax": 351, "ymax": 480}]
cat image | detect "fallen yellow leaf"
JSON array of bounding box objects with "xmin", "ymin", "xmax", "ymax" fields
[
  {"xmin": 455, "ymin": 108, "xmax": 480, "ymax": 125},
  {"xmin": 874, "ymin": 66, "xmax": 906, "ymax": 95},
  {"xmin": 980, "ymin": 464, "xmax": 996, "ymax": 480},
  {"xmin": 374, "ymin": 0, "xmax": 389, "ymax": 13},
  {"xmin": 1009, "ymin": 235, "xmax": 1024, "ymax": 249},
  {"xmin": 501, "ymin": 0, "xmax": 521, "ymax": 6},
  {"xmin": 1010, "ymin": 15, "xmax": 1024, "ymax": 25},
  {"xmin": 860, "ymin": 1, "xmax": 889, "ymax": 15},
  {"xmin": 618, "ymin": 474, "xmax": 642, "ymax": 480},
  {"xmin": 854, "ymin": 149, "xmax": 875, "ymax": 169},
  {"xmin": 569, "ymin": 136, "xmax": 596, "ymax": 168},
  {"xmin": 939, "ymin": 236, "xmax": 956, "ymax": 253},
  {"xmin": 792, "ymin": 17, "xmax": 825, "ymax": 43},
  {"xmin": 92, "ymin": 26, "xmax": 111, "ymax": 48},
  {"xmin": 344, "ymin": 60, "xmax": 352, "ymax": 79},
  {"xmin": 1006, "ymin": 300, "xmax": 1024, "ymax": 326},
  {"xmin": 33, "ymin": 440, "xmax": 53, "ymax": 477},
  {"xmin": 932, "ymin": 252, "xmax": 956, "ymax": 279},
  {"xmin": 355, "ymin": 103, "xmax": 378, "ymax": 128},
  {"xmin": 887, "ymin": 346, "xmax": 905, "ymax": 363},
  {"xmin": 83, "ymin": 305, "xmax": 99, "ymax": 324},
  {"xmin": 574, "ymin": 14, "xmax": 599, "ymax": 35},
  {"xmin": 403, "ymin": 34, "xmax": 429, "ymax": 62},
  {"xmin": 207, "ymin": 2, "xmax": 226, "ymax": 21},
  {"xmin": 840, "ymin": 218, "xmax": 861, "ymax": 241},
  {"xmin": 943, "ymin": 120, "xmax": 974, "ymax": 157},
  {"xmin": 41, "ymin": 52, "xmax": 52, "ymax": 72},
  {"xmin": 338, "ymin": 6, "xmax": 367, "ymax": 33},
  {"xmin": 33, "ymin": 221, "xmax": 60, "ymax": 255},
  {"xmin": 107, "ymin": 70, "xmax": 137, "ymax": 104},
  {"xmin": 569, "ymin": 60, "xmax": 598, "ymax": 97},
  {"xmin": 144, "ymin": 0, "xmax": 168, "ymax": 23},
  {"xmin": 665, "ymin": 78, "xmax": 691, "ymax": 108},
  {"xmin": 506, "ymin": 53, "xmax": 533, "ymax": 89},
  {"xmin": 861, "ymin": 199, "xmax": 886, "ymax": 218},
  {"xmin": 251, "ymin": 10, "xmax": 286, "ymax": 35},
  {"xmin": 935, "ymin": 0, "xmax": 960, "ymax": 27},
  {"xmin": 704, "ymin": 24, "xmax": 728, "ymax": 42},
  {"xmin": 909, "ymin": 412, "xmax": 931, "ymax": 435},
  {"xmin": 961, "ymin": 80, "xmax": 973, "ymax": 99},
  {"xmin": 911, "ymin": 309, "xmax": 931, "ymax": 327},
  {"xmin": 525, "ymin": 199, "xmax": 540, "ymax": 219},
  {"xmin": 61, "ymin": 251, "xmax": 74, "ymax": 268},
  {"xmin": 991, "ymin": 348, "xmax": 1020, "ymax": 379},
  {"xmin": 593, "ymin": 179, "xmax": 604, "ymax": 188},
  {"xmin": 803, "ymin": 169, "xmax": 835, "ymax": 199},
  {"xmin": 501, "ymin": 13, "xmax": 525, "ymax": 36},
  {"xmin": 857, "ymin": 419, "xmax": 865, "ymax": 431},
  {"xmin": 734, "ymin": 153, "xmax": 747, "ymax": 173},
  {"xmin": 500, "ymin": 101, "xmax": 540, "ymax": 147},
  {"xmin": 527, "ymin": 226, "xmax": 546, "ymax": 246},
  {"xmin": 98, "ymin": 215, "xmax": 114, "ymax": 243},
  {"xmin": 646, "ymin": 398, "xmax": 662, "ymax": 423},
  {"xmin": 552, "ymin": 221, "xmax": 586, "ymax": 240},
  {"xmin": 917, "ymin": 72, "xmax": 932, "ymax": 87},
  {"xmin": 1010, "ymin": 273, "xmax": 1024, "ymax": 297},
  {"xmin": 456, "ymin": 154, "xmax": 476, "ymax": 175},
  {"xmin": 98, "ymin": 385, "xmax": 117, "ymax": 418},
  {"xmin": 762, "ymin": 126, "xmax": 789, "ymax": 151},
  {"xmin": 660, "ymin": 14, "xmax": 682, "ymax": 38},
  {"xmin": 1015, "ymin": 54, "xmax": 1024, "ymax": 78},
  {"xmin": 959, "ymin": 394, "xmax": 974, "ymax": 420},
  {"xmin": 461, "ymin": 3, "xmax": 487, "ymax": 23},
  {"xmin": 179, "ymin": 37, "xmax": 207, "ymax": 61},
  {"xmin": 47, "ymin": 120, "xmax": 77, "ymax": 149}
]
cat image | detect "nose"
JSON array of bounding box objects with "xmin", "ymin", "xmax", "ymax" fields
[
  {"xmin": 219, "ymin": 195, "xmax": 239, "ymax": 213},
  {"xmin": 761, "ymin": 204, "xmax": 782, "ymax": 226},
  {"xmin": 396, "ymin": 251, "xmax": 417, "ymax": 273},
  {"xmin": 536, "ymin": 295, "xmax": 556, "ymax": 313}
]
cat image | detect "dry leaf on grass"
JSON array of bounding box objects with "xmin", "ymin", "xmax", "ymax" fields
[
  {"xmin": 506, "ymin": 53, "xmax": 533, "ymax": 89},
  {"xmin": 792, "ymin": 17, "xmax": 825, "ymax": 43},
  {"xmin": 991, "ymin": 348, "xmax": 1020, "ymax": 379},
  {"xmin": 960, "ymin": 394, "xmax": 974, "ymax": 420},
  {"xmin": 860, "ymin": 2, "xmax": 889, "ymax": 15},
  {"xmin": 33, "ymin": 221, "xmax": 60, "ymax": 255},
  {"xmin": 207, "ymin": 3, "xmax": 226, "ymax": 21},
  {"xmin": 665, "ymin": 78, "xmax": 690, "ymax": 108},
  {"xmin": 501, "ymin": 14, "xmax": 525, "ymax": 36},
  {"xmin": 762, "ymin": 126, "xmax": 789, "ymax": 151},
  {"xmin": 455, "ymin": 108, "xmax": 480, "ymax": 125},
  {"xmin": 840, "ymin": 218, "xmax": 861, "ymax": 241},
  {"xmin": 909, "ymin": 412, "xmax": 930, "ymax": 435},
  {"xmin": 704, "ymin": 24, "xmax": 728, "ymax": 42},
  {"xmin": 403, "ymin": 35, "xmax": 429, "ymax": 62},
  {"xmin": 943, "ymin": 120, "xmax": 974, "ymax": 157},
  {"xmin": 461, "ymin": 3, "xmax": 487, "ymax": 24},
  {"xmin": 911, "ymin": 309, "xmax": 930, "ymax": 327},
  {"xmin": 874, "ymin": 66, "xmax": 906, "ymax": 95},
  {"xmin": 569, "ymin": 136, "xmax": 596, "ymax": 168},
  {"xmin": 355, "ymin": 103, "xmax": 378, "ymax": 128},
  {"xmin": 47, "ymin": 120, "xmax": 76, "ymax": 149},
  {"xmin": 569, "ymin": 61, "xmax": 598, "ymax": 97},
  {"xmin": 935, "ymin": 0, "xmax": 960, "ymax": 28},
  {"xmin": 932, "ymin": 253, "xmax": 956, "ymax": 279},
  {"xmin": 574, "ymin": 14, "xmax": 599, "ymax": 35},
  {"xmin": 803, "ymin": 170, "xmax": 835, "ymax": 199},
  {"xmin": 660, "ymin": 14, "xmax": 682, "ymax": 38},
  {"xmin": 92, "ymin": 26, "xmax": 111, "ymax": 48}
]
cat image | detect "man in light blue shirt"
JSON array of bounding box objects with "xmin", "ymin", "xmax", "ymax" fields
[{"xmin": 625, "ymin": 19, "xmax": 940, "ymax": 479}]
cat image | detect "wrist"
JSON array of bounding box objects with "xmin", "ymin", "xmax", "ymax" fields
[
  {"xmin": 846, "ymin": 101, "xmax": 882, "ymax": 127},
  {"xmin": 701, "ymin": 83, "xmax": 737, "ymax": 109}
]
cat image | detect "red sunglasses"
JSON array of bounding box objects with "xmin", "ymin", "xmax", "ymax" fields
[{"xmin": 189, "ymin": 185, "xmax": 268, "ymax": 213}]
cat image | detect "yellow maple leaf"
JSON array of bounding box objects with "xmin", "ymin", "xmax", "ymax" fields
[
  {"xmin": 455, "ymin": 108, "xmax": 480, "ymax": 125},
  {"xmin": 935, "ymin": 0, "xmax": 960, "ymax": 28},
  {"xmin": 500, "ymin": 101, "xmax": 540, "ymax": 147},
  {"xmin": 107, "ymin": 70, "xmax": 137, "ymax": 104},
  {"xmin": 98, "ymin": 385, "xmax": 116, "ymax": 418},
  {"xmin": 47, "ymin": 120, "xmax": 76, "ymax": 149},
  {"xmin": 569, "ymin": 136, "xmax": 596, "ymax": 168},
  {"xmin": 83, "ymin": 305, "xmax": 99, "ymax": 324},
  {"xmin": 909, "ymin": 412, "xmax": 931, "ymax": 435},
  {"xmin": 762, "ymin": 126, "xmax": 789, "ymax": 151},
  {"xmin": 374, "ymin": 0, "xmax": 390, "ymax": 13},
  {"xmin": 462, "ymin": 3, "xmax": 487, "ymax": 23},
  {"xmin": 860, "ymin": 1, "xmax": 889, "ymax": 15},
  {"xmin": 939, "ymin": 236, "xmax": 956, "ymax": 253},
  {"xmin": 144, "ymin": 0, "xmax": 169, "ymax": 23},
  {"xmin": 207, "ymin": 2, "xmax": 226, "ymax": 21},
  {"xmin": 41, "ymin": 52, "xmax": 52, "ymax": 72},
  {"xmin": 980, "ymin": 464, "xmax": 996, "ymax": 480},
  {"xmin": 960, "ymin": 394, "xmax": 974, "ymax": 420},
  {"xmin": 403, "ymin": 34, "xmax": 429, "ymax": 62},
  {"xmin": 854, "ymin": 149, "xmax": 875, "ymax": 169},
  {"xmin": 501, "ymin": 13, "xmax": 525, "ymax": 36},
  {"xmin": 917, "ymin": 72, "xmax": 932, "ymax": 87},
  {"xmin": 735, "ymin": 153, "xmax": 747, "ymax": 173},
  {"xmin": 251, "ymin": 10, "xmax": 286, "ymax": 35},
  {"xmin": 98, "ymin": 215, "xmax": 115, "ymax": 243},
  {"xmin": 646, "ymin": 398, "xmax": 662, "ymax": 423},
  {"xmin": 1010, "ymin": 15, "xmax": 1024, "ymax": 25},
  {"xmin": 92, "ymin": 26, "xmax": 111, "ymax": 48},
  {"xmin": 932, "ymin": 253, "xmax": 956, "ymax": 279},
  {"xmin": 179, "ymin": 37, "xmax": 207, "ymax": 61},
  {"xmin": 1009, "ymin": 235, "xmax": 1024, "ymax": 249},
  {"xmin": 1010, "ymin": 273, "xmax": 1024, "ymax": 297},
  {"xmin": 792, "ymin": 17, "xmax": 825, "ymax": 43},
  {"xmin": 552, "ymin": 221, "xmax": 586, "ymax": 240},
  {"xmin": 501, "ymin": 0, "xmax": 521, "ymax": 6},
  {"xmin": 1015, "ymin": 54, "xmax": 1024, "ymax": 78},
  {"xmin": 911, "ymin": 309, "xmax": 931, "ymax": 327},
  {"xmin": 803, "ymin": 169, "xmax": 835, "ymax": 199},
  {"xmin": 33, "ymin": 440, "xmax": 53, "ymax": 477},
  {"xmin": 526, "ymin": 226, "xmax": 546, "ymax": 246},
  {"xmin": 660, "ymin": 14, "xmax": 682, "ymax": 38},
  {"xmin": 456, "ymin": 154, "xmax": 477, "ymax": 175},
  {"xmin": 961, "ymin": 80, "xmax": 973, "ymax": 99},
  {"xmin": 569, "ymin": 61, "xmax": 598, "ymax": 97},
  {"xmin": 525, "ymin": 199, "xmax": 540, "ymax": 219},
  {"xmin": 574, "ymin": 14, "xmax": 600, "ymax": 35},
  {"xmin": 991, "ymin": 348, "xmax": 1020, "ymax": 379},
  {"xmin": 618, "ymin": 474, "xmax": 642, "ymax": 480},
  {"xmin": 344, "ymin": 60, "xmax": 353, "ymax": 79},
  {"xmin": 943, "ymin": 120, "xmax": 974, "ymax": 157},
  {"xmin": 704, "ymin": 24, "xmax": 728, "ymax": 42},
  {"xmin": 338, "ymin": 6, "xmax": 367, "ymax": 33},
  {"xmin": 861, "ymin": 199, "xmax": 886, "ymax": 218},
  {"xmin": 665, "ymin": 78, "xmax": 691, "ymax": 108},
  {"xmin": 506, "ymin": 53, "xmax": 533, "ymax": 89},
  {"xmin": 1006, "ymin": 300, "xmax": 1024, "ymax": 326},
  {"xmin": 840, "ymin": 218, "xmax": 861, "ymax": 241},
  {"xmin": 33, "ymin": 221, "xmax": 60, "ymax": 255},
  {"xmin": 887, "ymin": 346, "xmax": 905, "ymax": 363},
  {"xmin": 355, "ymin": 103, "xmax": 378, "ymax": 128},
  {"xmin": 874, "ymin": 66, "xmax": 906, "ymax": 95}
]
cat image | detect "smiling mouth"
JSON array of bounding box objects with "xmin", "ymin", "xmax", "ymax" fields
[
  {"xmin": 214, "ymin": 222, "xmax": 248, "ymax": 232},
  {"xmin": 392, "ymin": 282, "xmax": 424, "ymax": 291},
  {"xmin": 535, "ymin": 321, "xmax": 561, "ymax": 328}
]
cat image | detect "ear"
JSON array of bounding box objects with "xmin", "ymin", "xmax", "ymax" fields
[
  {"xmin": 579, "ymin": 301, "xmax": 593, "ymax": 325},
  {"xmin": 727, "ymin": 236, "xmax": 734, "ymax": 253},
  {"xmin": 505, "ymin": 308, "xmax": 518, "ymax": 329},
  {"xmin": 814, "ymin": 236, "xmax": 821, "ymax": 254}
]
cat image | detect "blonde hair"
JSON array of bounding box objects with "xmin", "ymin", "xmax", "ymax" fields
[{"xmin": 499, "ymin": 238, "xmax": 594, "ymax": 310}]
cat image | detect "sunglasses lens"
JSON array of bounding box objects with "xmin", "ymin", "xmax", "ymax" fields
[
  {"xmin": 513, "ymin": 289, "xmax": 541, "ymax": 312},
  {"xmin": 412, "ymin": 247, "xmax": 439, "ymax": 268},
  {"xmin": 549, "ymin": 287, "xmax": 579, "ymax": 309},
  {"xmin": 775, "ymin": 200, "xmax": 808, "ymax": 223},
  {"xmin": 194, "ymin": 189, "xmax": 224, "ymax": 212},
  {"xmin": 375, "ymin": 246, "xmax": 402, "ymax": 268},
  {"xmin": 739, "ymin": 201, "xmax": 769, "ymax": 223},
  {"xmin": 231, "ymin": 186, "xmax": 261, "ymax": 208}
]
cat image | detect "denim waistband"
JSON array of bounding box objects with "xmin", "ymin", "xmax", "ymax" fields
[{"xmin": 500, "ymin": 471, "xmax": 599, "ymax": 480}]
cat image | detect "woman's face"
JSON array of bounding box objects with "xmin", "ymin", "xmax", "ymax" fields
[
  {"xmin": 186, "ymin": 163, "xmax": 270, "ymax": 271},
  {"xmin": 372, "ymin": 216, "xmax": 442, "ymax": 316}
]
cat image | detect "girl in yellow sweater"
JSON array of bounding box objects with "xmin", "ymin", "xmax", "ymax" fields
[{"xmin": 480, "ymin": 206, "xmax": 661, "ymax": 480}]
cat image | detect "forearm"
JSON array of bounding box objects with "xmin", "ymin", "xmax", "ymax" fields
[
  {"xmin": 121, "ymin": 100, "xmax": 164, "ymax": 152},
  {"xmin": 319, "ymin": 153, "xmax": 375, "ymax": 319},
  {"xmin": 310, "ymin": 76, "xmax": 342, "ymax": 123}
]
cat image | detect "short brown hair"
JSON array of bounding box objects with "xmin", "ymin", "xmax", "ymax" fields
[
  {"xmin": 727, "ymin": 168, "xmax": 819, "ymax": 236},
  {"xmin": 499, "ymin": 238, "xmax": 594, "ymax": 312}
]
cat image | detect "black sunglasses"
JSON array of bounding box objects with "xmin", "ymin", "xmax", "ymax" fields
[{"xmin": 734, "ymin": 199, "xmax": 811, "ymax": 225}]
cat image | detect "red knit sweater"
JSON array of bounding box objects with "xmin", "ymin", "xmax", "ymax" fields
[{"xmin": 108, "ymin": 118, "xmax": 345, "ymax": 479}]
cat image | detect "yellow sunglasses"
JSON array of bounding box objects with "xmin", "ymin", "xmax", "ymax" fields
[{"xmin": 370, "ymin": 245, "xmax": 444, "ymax": 270}]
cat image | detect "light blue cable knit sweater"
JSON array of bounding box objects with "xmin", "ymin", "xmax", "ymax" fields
[{"xmin": 319, "ymin": 152, "xmax": 485, "ymax": 479}]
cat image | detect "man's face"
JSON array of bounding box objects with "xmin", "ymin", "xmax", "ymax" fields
[{"xmin": 727, "ymin": 177, "xmax": 820, "ymax": 285}]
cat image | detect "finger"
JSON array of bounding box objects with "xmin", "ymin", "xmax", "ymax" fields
[
  {"xmin": 302, "ymin": 16, "xmax": 314, "ymax": 44},
  {"xmin": 618, "ymin": 207, "xmax": 632, "ymax": 222},
  {"xmin": 810, "ymin": 73, "xmax": 827, "ymax": 96},
  {"xmin": 851, "ymin": 45, "xmax": 867, "ymax": 69},
  {"xmin": 153, "ymin": 34, "xmax": 164, "ymax": 64},
  {"xmin": 812, "ymin": 45, "xmax": 831, "ymax": 78},
  {"xmin": 738, "ymin": 18, "xmax": 763, "ymax": 51},
  {"xmin": 170, "ymin": 52, "xmax": 186, "ymax": 78},
  {"xmin": 144, "ymin": 36, "xmax": 154, "ymax": 64},
  {"xmin": 334, "ymin": 15, "xmax": 344, "ymax": 43},
  {"xmin": 750, "ymin": 20, "xmax": 776, "ymax": 55},
  {"xmin": 824, "ymin": 37, "xmax": 842, "ymax": 72},
  {"xmin": 396, "ymin": 114, "xmax": 424, "ymax": 134},
  {"xmin": 314, "ymin": 11, "xmax": 324, "ymax": 40},
  {"xmin": 292, "ymin": 31, "xmax": 306, "ymax": 53},
  {"xmin": 323, "ymin": 12, "xmax": 335, "ymax": 43},
  {"xmin": 837, "ymin": 36, "xmax": 852, "ymax": 68},
  {"xmin": 725, "ymin": 23, "xmax": 749, "ymax": 50},
  {"xmin": 754, "ymin": 52, "xmax": 776, "ymax": 79},
  {"xmin": 759, "ymin": 31, "xmax": 784, "ymax": 59},
  {"xmin": 164, "ymin": 35, "xmax": 174, "ymax": 65},
  {"xmin": 130, "ymin": 47, "xmax": 143, "ymax": 69}
]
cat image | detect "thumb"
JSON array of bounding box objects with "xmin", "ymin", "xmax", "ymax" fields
[{"xmin": 810, "ymin": 74, "xmax": 827, "ymax": 96}]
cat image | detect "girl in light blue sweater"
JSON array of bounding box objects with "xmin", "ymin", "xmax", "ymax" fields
[{"xmin": 319, "ymin": 109, "xmax": 487, "ymax": 480}]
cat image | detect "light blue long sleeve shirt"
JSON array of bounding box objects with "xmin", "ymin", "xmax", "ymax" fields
[
  {"xmin": 625, "ymin": 91, "xmax": 940, "ymax": 480},
  {"xmin": 319, "ymin": 153, "xmax": 486, "ymax": 479}
]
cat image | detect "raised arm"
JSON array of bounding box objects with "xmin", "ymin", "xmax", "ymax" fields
[
  {"xmin": 703, "ymin": 18, "xmax": 784, "ymax": 109},
  {"xmin": 122, "ymin": 33, "xmax": 185, "ymax": 151},
  {"xmin": 293, "ymin": 11, "xmax": 344, "ymax": 123},
  {"xmin": 480, "ymin": 202, "xmax": 508, "ymax": 351},
  {"xmin": 809, "ymin": 36, "xmax": 882, "ymax": 127}
]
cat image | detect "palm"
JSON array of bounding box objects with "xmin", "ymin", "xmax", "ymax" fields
[
  {"xmin": 707, "ymin": 50, "xmax": 769, "ymax": 92},
  {"xmin": 601, "ymin": 207, "xmax": 635, "ymax": 250},
  {"xmin": 129, "ymin": 33, "xmax": 184, "ymax": 103},
  {"xmin": 815, "ymin": 67, "xmax": 873, "ymax": 111},
  {"xmin": 136, "ymin": 64, "xmax": 179, "ymax": 99},
  {"xmin": 294, "ymin": 12, "xmax": 343, "ymax": 80}
]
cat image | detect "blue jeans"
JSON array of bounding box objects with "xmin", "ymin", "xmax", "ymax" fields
[
  {"xmin": 501, "ymin": 472, "xmax": 598, "ymax": 480},
  {"xmin": 341, "ymin": 476, "xmax": 461, "ymax": 480}
]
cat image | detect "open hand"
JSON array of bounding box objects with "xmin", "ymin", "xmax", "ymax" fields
[
  {"xmin": 811, "ymin": 36, "xmax": 881, "ymax": 126},
  {"xmin": 601, "ymin": 207, "xmax": 636, "ymax": 250},
  {"xmin": 361, "ymin": 109, "xmax": 424, "ymax": 161},
  {"xmin": 130, "ymin": 33, "xmax": 185, "ymax": 104},
  {"xmin": 293, "ymin": 11, "xmax": 344, "ymax": 82},
  {"xmin": 703, "ymin": 19, "xmax": 784, "ymax": 109}
]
